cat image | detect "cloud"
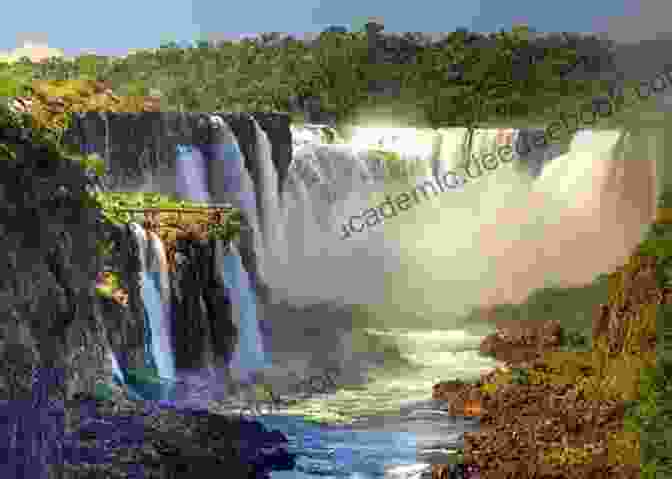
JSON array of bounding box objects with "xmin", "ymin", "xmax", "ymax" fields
[{"xmin": 602, "ymin": 0, "xmax": 672, "ymax": 43}]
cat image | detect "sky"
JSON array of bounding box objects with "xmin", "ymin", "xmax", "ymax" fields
[{"xmin": 1, "ymin": 0, "xmax": 670, "ymax": 60}]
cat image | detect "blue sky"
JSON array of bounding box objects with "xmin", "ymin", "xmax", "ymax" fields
[{"xmin": 0, "ymin": 0, "xmax": 665, "ymax": 58}]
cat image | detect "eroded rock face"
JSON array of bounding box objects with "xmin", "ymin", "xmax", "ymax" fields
[
  {"xmin": 0, "ymin": 134, "xmax": 137, "ymax": 477},
  {"xmin": 0, "ymin": 120, "xmax": 293, "ymax": 478},
  {"xmin": 170, "ymin": 238, "xmax": 238, "ymax": 373},
  {"xmin": 594, "ymin": 254, "xmax": 660, "ymax": 355},
  {"xmin": 98, "ymin": 222, "xmax": 148, "ymax": 373},
  {"xmin": 0, "ymin": 140, "xmax": 118, "ymax": 403},
  {"xmin": 478, "ymin": 319, "xmax": 562, "ymax": 367},
  {"xmin": 61, "ymin": 111, "xmax": 293, "ymax": 195}
]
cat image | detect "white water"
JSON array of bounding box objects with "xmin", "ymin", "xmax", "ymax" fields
[
  {"xmin": 99, "ymin": 119, "xmax": 659, "ymax": 477},
  {"xmin": 145, "ymin": 230, "xmax": 176, "ymax": 382},
  {"xmin": 220, "ymin": 242, "xmax": 268, "ymax": 384}
]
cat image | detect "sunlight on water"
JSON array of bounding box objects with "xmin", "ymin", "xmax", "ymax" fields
[{"xmin": 260, "ymin": 328, "xmax": 500, "ymax": 424}]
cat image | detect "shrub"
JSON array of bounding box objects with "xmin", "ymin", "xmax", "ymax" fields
[
  {"xmin": 544, "ymin": 445, "xmax": 592, "ymax": 466},
  {"xmin": 621, "ymin": 358, "xmax": 672, "ymax": 475},
  {"xmin": 510, "ymin": 367, "xmax": 529, "ymax": 385},
  {"xmin": 558, "ymin": 327, "xmax": 590, "ymax": 351},
  {"xmin": 479, "ymin": 382, "xmax": 498, "ymax": 396}
]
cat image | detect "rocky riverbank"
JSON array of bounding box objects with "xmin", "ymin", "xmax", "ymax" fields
[
  {"xmin": 432, "ymin": 252, "xmax": 663, "ymax": 479},
  {"xmin": 2, "ymin": 376, "xmax": 295, "ymax": 479}
]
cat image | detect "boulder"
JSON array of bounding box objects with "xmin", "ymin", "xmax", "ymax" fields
[
  {"xmin": 432, "ymin": 379, "xmax": 465, "ymax": 401},
  {"xmin": 479, "ymin": 319, "xmax": 563, "ymax": 367}
]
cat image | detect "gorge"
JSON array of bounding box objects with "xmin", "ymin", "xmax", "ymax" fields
[{"xmin": 0, "ymin": 98, "xmax": 665, "ymax": 478}]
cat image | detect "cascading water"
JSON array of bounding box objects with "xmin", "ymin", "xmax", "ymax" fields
[
  {"xmin": 171, "ymin": 117, "xmax": 272, "ymax": 392},
  {"xmin": 263, "ymin": 130, "xmax": 437, "ymax": 308},
  {"xmin": 128, "ymin": 223, "xmax": 158, "ymax": 373},
  {"xmin": 250, "ymin": 117, "xmax": 282, "ymax": 254},
  {"xmin": 107, "ymin": 348, "xmax": 126, "ymax": 387},
  {"xmin": 175, "ymin": 143, "xmax": 211, "ymax": 203},
  {"xmin": 145, "ymin": 230, "xmax": 176, "ymax": 383},
  {"xmin": 219, "ymin": 241, "xmax": 268, "ymax": 384},
  {"xmin": 125, "ymin": 222, "xmax": 175, "ymax": 400},
  {"xmin": 206, "ymin": 118, "xmax": 271, "ymax": 384},
  {"xmin": 90, "ymin": 110, "xmax": 659, "ymax": 477}
]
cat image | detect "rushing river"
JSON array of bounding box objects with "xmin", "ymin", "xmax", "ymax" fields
[
  {"xmin": 111, "ymin": 122, "xmax": 649, "ymax": 478},
  {"xmin": 205, "ymin": 327, "xmax": 501, "ymax": 478}
]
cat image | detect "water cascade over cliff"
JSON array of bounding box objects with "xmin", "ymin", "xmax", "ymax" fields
[
  {"xmin": 63, "ymin": 111, "xmax": 657, "ymax": 417},
  {"xmin": 63, "ymin": 112, "xmax": 288, "ymax": 402}
]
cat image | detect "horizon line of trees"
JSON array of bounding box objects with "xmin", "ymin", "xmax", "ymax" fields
[{"xmin": 0, "ymin": 25, "xmax": 617, "ymax": 135}]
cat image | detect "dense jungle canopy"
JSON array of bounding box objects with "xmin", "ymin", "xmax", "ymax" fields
[{"xmin": 0, "ymin": 25, "xmax": 619, "ymax": 137}]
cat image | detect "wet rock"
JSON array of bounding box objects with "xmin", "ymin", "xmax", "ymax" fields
[
  {"xmin": 431, "ymin": 463, "xmax": 465, "ymax": 479},
  {"xmin": 170, "ymin": 238, "xmax": 238, "ymax": 373},
  {"xmin": 61, "ymin": 111, "xmax": 292, "ymax": 195}
]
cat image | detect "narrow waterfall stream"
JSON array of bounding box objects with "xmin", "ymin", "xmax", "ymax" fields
[
  {"xmin": 221, "ymin": 242, "xmax": 268, "ymax": 384},
  {"xmin": 144, "ymin": 230, "xmax": 177, "ymax": 383},
  {"xmin": 122, "ymin": 222, "xmax": 177, "ymax": 401}
]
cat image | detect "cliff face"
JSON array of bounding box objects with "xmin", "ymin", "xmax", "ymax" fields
[
  {"xmin": 594, "ymin": 254, "xmax": 661, "ymax": 358},
  {"xmin": 0, "ymin": 135, "xmax": 119, "ymax": 404},
  {"xmin": 432, "ymin": 247, "xmax": 664, "ymax": 478},
  {"xmin": 0, "ymin": 106, "xmax": 294, "ymax": 478},
  {"xmin": 101, "ymin": 222, "xmax": 151, "ymax": 373},
  {"xmin": 60, "ymin": 111, "xmax": 292, "ymax": 195},
  {"xmin": 170, "ymin": 238, "xmax": 238, "ymax": 374}
]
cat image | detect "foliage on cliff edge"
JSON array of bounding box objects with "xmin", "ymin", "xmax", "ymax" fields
[{"xmin": 0, "ymin": 27, "xmax": 613, "ymax": 129}]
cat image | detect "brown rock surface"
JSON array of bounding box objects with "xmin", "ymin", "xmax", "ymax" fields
[
  {"xmin": 431, "ymin": 251, "xmax": 669, "ymax": 478},
  {"xmin": 432, "ymin": 379, "xmax": 466, "ymax": 401},
  {"xmin": 479, "ymin": 319, "xmax": 562, "ymax": 368},
  {"xmin": 595, "ymin": 254, "xmax": 660, "ymax": 356}
]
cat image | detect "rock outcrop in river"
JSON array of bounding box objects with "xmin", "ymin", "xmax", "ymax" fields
[{"xmin": 431, "ymin": 247, "xmax": 663, "ymax": 478}]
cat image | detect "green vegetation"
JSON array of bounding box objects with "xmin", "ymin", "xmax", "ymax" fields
[
  {"xmin": 70, "ymin": 152, "xmax": 106, "ymax": 176},
  {"xmin": 622, "ymin": 358, "xmax": 672, "ymax": 478},
  {"xmin": 95, "ymin": 271, "xmax": 121, "ymax": 299},
  {"xmin": 510, "ymin": 367, "xmax": 530, "ymax": 385},
  {"xmin": 92, "ymin": 191, "xmax": 243, "ymax": 243},
  {"xmin": 637, "ymin": 222, "xmax": 672, "ymax": 289},
  {"xmin": 0, "ymin": 26, "xmax": 615, "ymax": 133},
  {"xmin": 558, "ymin": 327, "xmax": 591, "ymax": 352},
  {"xmin": 464, "ymin": 276, "xmax": 608, "ymax": 344}
]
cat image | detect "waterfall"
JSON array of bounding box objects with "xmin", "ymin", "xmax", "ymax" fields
[
  {"xmin": 250, "ymin": 116, "xmax": 282, "ymax": 254},
  {"xmin": 201, "ymin": 116, "xmax": 271, "ymax": 385},
  {"xmin": 124, "ymin": 222, "xmax": 178, "ymax": 400},
  {"xmin": 107, "ymin": 348, "xmax": 126, "ymax": 386},
  {"xmin": 219, "ymin": 242, "xmax": 267, "ymax": 385},
  {"xmin": 266, "ymin": 131, "xmax": 457, "ymax": 306},
  {"xmin": 127, "ymin": 222, "xmax": 158, "ymax": 374},
  {"xmin": 207, "ymin": 117, "xmax": 267, "ymax": 284},
  {"xmin": 153, "ymin": 114, "xmax": 275, "ymax": 388},
  {"xmin": 146, "ymin": 230, "xmax": 176, "ymax": 383},
  {"xmin": 175, "ymin": 143, "xmax": 211, "ymax": 202}
]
